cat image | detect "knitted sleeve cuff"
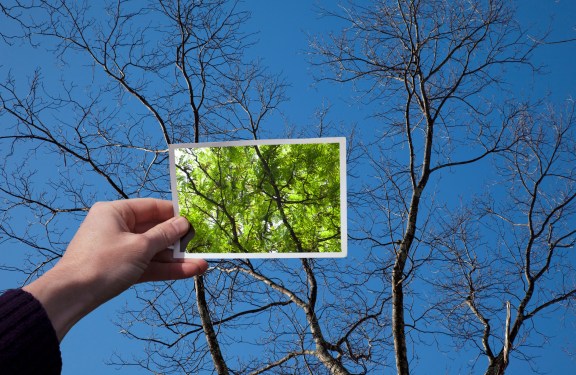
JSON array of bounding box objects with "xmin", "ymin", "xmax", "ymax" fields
[{"xmin": 0, "ymin": 288, "xmax": 62, "ymax": 374}]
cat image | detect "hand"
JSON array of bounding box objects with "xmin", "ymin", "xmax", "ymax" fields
[{"xmin": 23, "ymin": 198, "xmax": 208, "ymax": 341}]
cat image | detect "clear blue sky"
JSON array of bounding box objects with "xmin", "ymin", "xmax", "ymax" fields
[{"xmin": 1, "ymin": 1, "xmax": 575, "ymax": 374}]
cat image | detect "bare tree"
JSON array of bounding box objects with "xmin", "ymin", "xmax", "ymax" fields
[
  {"xmin": 308, "ymin": 0, "xmax": 574, "ymax": 374},
  {"xmin": 0, "ymin": 0, "xmax": 252, "ymax": 373},
  {"xmin": 1, "ymin": 1, "xmax": 386, "ymax": 374},
  {"xmin": 429, "ymin": 103, "xmax": 576, "ymax": 374},
  {"xmin": 109, "ymin": 62, "xmax": 389, "ymax": 374}
]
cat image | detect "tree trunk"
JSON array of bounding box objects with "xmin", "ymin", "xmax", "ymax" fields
[
  {"xmin": 195, "ymin": 275, "xmax": 230, "ymax": 375},
  {"xmin": 392, "ymin": 257, "xmax": 410, "ymax": 375},
  {"xmin": 484, "ymin": 354, "xmax": 507, "ymax": 375},
  {"xmin": 302, "ymin": 259, "xmax": 351, "ymax": 375},
  {"xmin": 391, "ymin": 187, "xmax": 426, "ymax": 375}
]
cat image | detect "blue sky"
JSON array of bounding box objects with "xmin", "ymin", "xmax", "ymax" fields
[{"xmin": 1, "ymin": 1, "xmax": 576, "ymax": 374}]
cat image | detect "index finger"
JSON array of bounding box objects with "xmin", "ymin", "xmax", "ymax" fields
[{"xmin": 117, "ymin": 198, "xmax": 176, "ymax": 226}]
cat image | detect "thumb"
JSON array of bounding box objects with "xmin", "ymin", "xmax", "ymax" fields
[{"xmin": 142, "ymin": 216, "xmax": 190, "ymax": 256}]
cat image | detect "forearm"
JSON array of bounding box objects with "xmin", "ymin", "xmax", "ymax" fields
[{"xmin": 23, "ymin": 264, "xmax": 100, "ymax": 341}]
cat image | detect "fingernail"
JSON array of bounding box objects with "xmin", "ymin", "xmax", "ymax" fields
[{"xmin": 174, "ymin": 217, "xmax": 190, "ymax": 233}]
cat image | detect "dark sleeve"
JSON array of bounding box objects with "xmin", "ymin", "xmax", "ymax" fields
[{"xmin": 0, "ymin": 289, "xmax": 62, "ymax": 375}]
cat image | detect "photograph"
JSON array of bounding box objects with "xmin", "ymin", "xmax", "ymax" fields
[{"xmin": 169, "ymin": 138, "xmax": 347, "ymax": 258}]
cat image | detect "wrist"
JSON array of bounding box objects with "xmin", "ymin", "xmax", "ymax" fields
[{"xmin": 23, "ymin": 264, "xmax": 100, "ymax": 341}]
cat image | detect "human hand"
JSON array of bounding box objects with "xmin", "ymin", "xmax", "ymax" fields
[{"xmin": 24, "ymin": 198, "xmax": 208, "ymax": 341}]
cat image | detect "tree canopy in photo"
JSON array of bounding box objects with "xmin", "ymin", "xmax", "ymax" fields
[{"xmin": 175, "ymin": 142, "xmax": 342, "ymax": 254}]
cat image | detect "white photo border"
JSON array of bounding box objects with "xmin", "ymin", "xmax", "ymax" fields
[{"xmin": 169, "ymin": 137, "xmax": 347, "ymax": 259}]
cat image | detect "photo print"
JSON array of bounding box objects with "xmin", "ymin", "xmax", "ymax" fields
[{"xmin": 169, "ymin": 138, "xmax": 347, "ymax": 258}]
